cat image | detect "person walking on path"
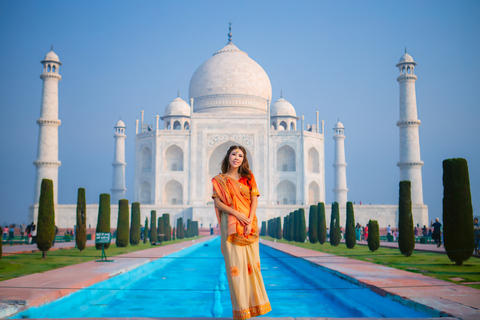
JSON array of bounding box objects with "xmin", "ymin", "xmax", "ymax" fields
[
  {"xmin": 474, "ymin": 218, "xmax": 480, "ymax": 255},
  {"xmin": 3, "ymin": 226, "xmax": 8, "ymax": 241},
  {"xmin": 387, "ymin": 225, "xmax": 392, "ymax": 235},
  {"xmin": 431, "ymin": 218, "xmax": 442, "ymax": 247},
  {"xmin": 20, "ymin": 223, "xmax": 26, "ymax": 239},
  {"xmin": 212, "ymin": 145, "xmax": 271, "ymax": 319},
  {"xmin": 8, "ymin": 225, "xmax": 15, "ymax": 241}
]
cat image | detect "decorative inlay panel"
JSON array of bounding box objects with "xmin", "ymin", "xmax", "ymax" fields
[{"xmin": 207, "ymin": 133, "xmax": 254, "ymax": 151}]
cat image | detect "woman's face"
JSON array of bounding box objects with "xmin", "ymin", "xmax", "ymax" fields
[{"xmin": 229, "ymin": 148, "xmax": 244, "ymax": 171}]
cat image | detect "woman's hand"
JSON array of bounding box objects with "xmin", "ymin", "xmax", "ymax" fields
[
  {"xmin": 232, "ymin": 211, "xmax": 251, "ymax": 225},
  {"xmin": 244, "ymin": 224, "xmax": 252, "ymax": 236}
]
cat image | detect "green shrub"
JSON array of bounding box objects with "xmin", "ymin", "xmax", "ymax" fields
[
  {"xmin": 345, "ymin": 202, "xmax": 356, "ymax": 249},
  {"xmin": 37, "ymin": 179, "xmax": 55, "ymax": 259},
  {"xmin": 288, "ymin": 212, "xmax": 294, "ymax": 241},
  {"xmin": 187, "ymin": 219, "xmax": 192, "ymax": 238},
  {"xmin": 150, "ymin": 211, "xmax": 157, "ymax": 244},
  {"xmin": 130, "ymin": 202, "xmax": 141, "ymax": 245},
  {"xmin": 398, "ymin": 181, "xmax": 415, "ymax": 256},
  {"xmin": 116, "ymin": 199, "xmax": 129, "ymax": 247},
  {"xmin": 64, "ymin": 234, "xmax": 72, "ymax": 242},
  {"xmin": 367, "ymin": 220, "xmax": 380, "ymax": 252},
  {"xmin": 276, "ymin": 217, "xmax": 282, "ymax": 240},
  {"xmin": 163, "ymin": 214, "xmax": 171, "ymax": 241},
  {"xmin": 76, "ymin": 188, "xmax": 87, "ymax": 252},
  {"xmin": 96, "ymin": 194, "xmax": 111, "ymax": 250},
  {"xmin": 308, "ymin": 205, "xmax": 318, "ymax": 244},
  {"xmin": 177, "ymin": 218, "xmax": 184, "ymax": 239},
  {"xmin": 330, "ymin": 202, "xmax": 341, "ymax": 246},
  {"xmin": 143, "ymin": 217, "xmax": 148, "ymax": 244},
  {"xmin": 294, "ymin": 210, "xmax": 300, "ymax": 242},
  {"xmin": 261, "ymin": 221, "xmax": 266, "ymax": 236},
  {"xmin": 443, "ymin": 158, "xmax": 474, "ymax": 266},
  {"xmin": 299, "ymin": 208, "xmax": 307, "ymax": 242},
  {"xmin": 157, "ymin": 217, "xmax": 164, "ymax": 242},
  {"xmin": 317, "ymin": 202, "xmax": 326, "ymax": 245},
  {"xmin": 283, "ymin": 216, "xmax": 288, "ymax": 240},
  {"xmin": 172, "ymin": 226, "xmax": 176, "ymax": 240}
]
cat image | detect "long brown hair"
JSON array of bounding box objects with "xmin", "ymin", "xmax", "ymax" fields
[{"xmin": 220, "ymin": 145, "xmax": 251, "ymax": 179}]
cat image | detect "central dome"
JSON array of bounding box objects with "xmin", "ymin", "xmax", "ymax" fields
[{"xmin": 188, "ymin": 42, "xmax": 272, "ymax": 114}]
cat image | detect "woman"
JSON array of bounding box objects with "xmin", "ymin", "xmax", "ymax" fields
[{"xmin": 212, "ymin": 145, "xmax": 271, "ymax": 319}]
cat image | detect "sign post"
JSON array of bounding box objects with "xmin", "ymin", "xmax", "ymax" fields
[{"xmin": 95, "ymin": 232, "xmax": 113, "ymax": 262}]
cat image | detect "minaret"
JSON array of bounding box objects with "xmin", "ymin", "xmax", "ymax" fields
[
  {"xmin": 34, "ymin": 48, "xmax": 62, "ymax": 204},
  {"xmin": 333, "ymin": 120, "xmax": 348, "ymax": 205},
  {"xmin": 396, "ymin": 50, "xmax": 424, "ymax": 204},
  {"xmin": 111, "ymin": 120, "xmax": 126, "ymax": 203}
]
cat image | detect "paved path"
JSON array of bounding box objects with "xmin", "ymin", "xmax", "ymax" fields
[
  {"xmin": 1, "ymin": 240, "xmax": 97, "ymax": 255},
  {"xmin": 261, "ymin": 239, "xmax": 480, "ymax": 320},
  {"xmin": 0, "ymin": 236, "xmax": 214, "ymax": 318}
]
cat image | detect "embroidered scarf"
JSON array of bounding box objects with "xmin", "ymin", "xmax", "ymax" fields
[{"xmin": 212, "ymin": 174, "xmax": 259, "ymax": 246}]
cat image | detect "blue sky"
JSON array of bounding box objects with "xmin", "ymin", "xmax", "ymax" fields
[{"xmin": 0, "ymin": 0, "xmax": 479, "ymax": 225}]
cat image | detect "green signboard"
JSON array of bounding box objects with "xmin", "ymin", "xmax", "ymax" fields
[{"xmin": 95, "ymin": 232, "xmax": 111, "ymax": 244}]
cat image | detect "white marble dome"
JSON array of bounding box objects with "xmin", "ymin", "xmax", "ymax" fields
[
  {"xmin": 271, "ymin": 98, "xmax": 296, "ymax": 117},
  {"xmin": 164, "ymin": 97, "xmax": 190, "ymax": 117},
  {"xmin": 115, "ymin": 119, "xmax": 126, "ymax": 127},
  {"xmin": 399, "ymin": 52, "xmax": 414, "ymax": 63},
  {"xmin": 188, "ymin": 42, "xmax": 272, "ymax": 114},
  {"xmin": 334, "ymin": 121, "xmax": 344, "ymax": 129},
  {"xmin": 42, "ymin": 50, "xmax": 61, "ymax": 64}
]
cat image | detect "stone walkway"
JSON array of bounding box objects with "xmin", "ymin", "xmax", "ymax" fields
[
  {"xmin": 0, "ymin": 236, "xmax": 213, "ymax": 318},
  {"xmin": 261, "ymin": 239, "xmax": 480, "ymax": 320},
  {"xmin": 1, "ymin": 240, "xmax": 97, "ymax": 255}
]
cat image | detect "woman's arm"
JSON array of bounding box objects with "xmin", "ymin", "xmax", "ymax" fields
[
  {"xmin": 248, "ymin": 195, "xmax": 258, "ymax": 220},
  {"xmin": 213, "ymin": 197, "xmax": 251, "ymax": 225}
]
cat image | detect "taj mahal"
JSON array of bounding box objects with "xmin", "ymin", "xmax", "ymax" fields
[{"xmin": 30, "ymin": 29, "xmax": 428, "ymax": 229}]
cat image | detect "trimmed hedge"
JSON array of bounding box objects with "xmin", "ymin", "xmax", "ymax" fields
[
  {"xmin": 157, "ymin": 217, "xmax": 164, "ymax": 242},
  {"xmin": 345, "ymin": 202, "xmax": 356, "ymax": 249},
  {"xmin": 283, "ymin": 216, "xmax": 288, "ymax": 240},
  {"xmin": 37, "ymin": 179, "xmax": 55, "ymax": 259},
  {"xmin": 143, "ymin": 217, "xmax": 148, "ymax": 244},
  {"xmin": 299, "ymin": 208, "xmax": 307, "ymax": 242},
  {"xmin": 443, "ymin": 158, "xmax": 474, "ymax": 266},
  {"xmin": 288, "ymin": 212, "xmax": 294, "ymax": 241},
  {"xmin": 116, "ymin": 199, "xmax": 129, "ymax": 247},
  {"xmin": 317, "ymin": 202, "xmax": 326, "ymax": 245},
  {"xmin": 308, "ymin": 205, "xmax": 318, "ymax": 244},
  {"xmin": 150, "ymin": 211, "xmax": 157, "ymax": 244},
  {"xmin": 163, "ymin": 214, "xmax": 171, "ymax": 241},
  {"xmin": 177, "ymin": 218, "xmax": 184, "ymax": 239},
  {"xmin": 130, "ymin": 202, "xmax": 141, "ymax": 245},
  {"xmin": 330, "ymin": 202, "xmax": 341, "ymax": 246},
  {"xmin": 76, "ymin": 188, "xmax": 87, "ymax": 252},
  {"xmin": 261, "ymin": 221, "xmax": 267, "ymax": 236},
  {"xmin": 276, "ymin": 217, "xmax": 282, "ymax": 240},
  {"xmin": 367, "ymin": 220, "xmax": 380, "ymax": 252},
  {"xmin": 398, "ymin": 181, "xmax": 415, "ymax": 256},
  {"xmin": 95, "ymin": 194, "xmax": 111, "ymax": 250}
]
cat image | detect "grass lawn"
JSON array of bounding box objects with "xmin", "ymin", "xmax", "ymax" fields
[
  {"xmin": 0, "ymin": 237, "xmax": 201, "ymax": 282},
  {"xmin": 261, "ymin": 236, "xmax": 480, "ymax": 290}
]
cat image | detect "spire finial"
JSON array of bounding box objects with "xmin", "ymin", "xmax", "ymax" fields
[
  {"xmin": 228, "ymin": 21, "xmax": 232, "ymax": 43},
  {"xmin": 177, "ymin": 90, "xmax": 180, "ymax": 97},
  {"xmin": 405, "ymin": 47, "xmax": 407, "ymax": 53},
  {"xmin": 51, "ymin": 44, "xmax": 53, "ymax": 51},
  {"xmin": 280, "ymin": 90, "xmax": 283, "ymax": 98}
]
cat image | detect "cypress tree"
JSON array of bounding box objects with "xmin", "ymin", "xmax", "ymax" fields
[
  {"xmin": 308, "ymin": 205, "xmax": 318, "ymax": 243},
  {"xmin": 367, "ymin": 220, "xmax": 380, "ymax": 252},
  {"xmin": 294, "ymin": 210, "xmax": 300, "ymax": 242},
  {"xmin": 36, "ymin": 179, "xmax": 55, "ymax": 259},
  {"xmin": 130, "ymin": 202, "xmax": 141, "ymax": 245},
  {"xmin": 157, "ymin": 216, "xmax": 164, "ymax": 242},
  {"xmin": 345, "ymin": 202, "xmax": 356, "ymax": 249},
  {"xmin": 163, "ymin": 214, "xmax": 171, "ymax": 241},
  {"xmin": 299, "ymin": 208, "xmax": 307, "ymax": 242},
  {"xmin": 288, "ymin": 212, "xmax": 294, "ymax": 241},
  {"xmin": 261, "ymin": 221, "xmax": 266, "ymax": 236},
  {"xmin": 76, "ymin": 188, "xmax": 87, "ymax": 252},
  {"xmin": 398, "ymin": 181, "xmax": 415, "ymax": 256},
  {"xmin": 283, "ymin": 216, "xmax": 288, "ymax": 240},
  {"xmin": 177, "ymin": 218, "xmax": 184, "ymax": 239},
  {"xmin": 276, "ymin": 217, "xmax": 282, "ymax": 239},
  {"xmin": 172, "ymin": 226, "xmax": 176, "ymax": 240},
  {"xmin": 116, "ymin": 199, "xmax": 129, "ymax": 247},
  {"xmin": 330, "ymin": 202, "xmax": 341, "ymax": 246},
  {"xmin": 95, "ymin": 194, "xmax": 111, "ymax": 250},
  {"xmin": 143, "ymin": 217, "xmax": 148, "ymax": 244},
  {"xmin": 443, "ymin": 158, "xmax": 474, "ymax": 266},
  {"xmin": 317, "ymin": 202, "xmax": 327, "ymax": 245},
  {"xmin": 187, "ymin": 219, "xmax": 192, "ymax": 238},
  {"xmin": 150, "ymin": 211, "xmax": 157, "ymax": 244}
]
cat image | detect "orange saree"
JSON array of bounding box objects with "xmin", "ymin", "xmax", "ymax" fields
[{"xmin": 212, "ymin": 173, "xmax": 271, "ymax": 319}]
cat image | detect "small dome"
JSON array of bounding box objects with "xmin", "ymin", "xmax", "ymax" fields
[
  {"xmin": 42, "ymin": 50, "xmax": 61, "ymax": 64},
  {"xmin": 163, "ymin": 97, "xmax": 190, "ymax": 117},
  {"xmin": 334, "ymin": 121, "xmax": 344, "ymax": 129},
  {"xmin": 399, "ymin": 52, "xmax": 414, "ymax": 63},
  {"xmin": 271, "ymin": 98, "xmax": 296, "ymax": 117},
  {"xmin": 115, "ymin": 119, "xmax": 125, "ymax": 127}
]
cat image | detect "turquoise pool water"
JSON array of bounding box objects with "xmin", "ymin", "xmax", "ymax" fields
[{"xmin": 12, "ymin": 237, "xmax": 433, "ymax": 318}]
